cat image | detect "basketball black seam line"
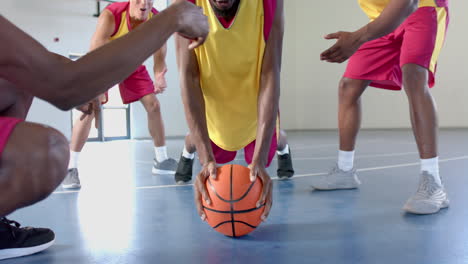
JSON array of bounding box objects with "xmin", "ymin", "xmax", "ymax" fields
[
  {"xmin": 202, "ymin": 204, "xmax": 266, "ymax": 214},
  {"xmin": 207, "ymin": 173, "xmax": 257, "ymax": 203},
  {"xmin": 213, "ymin": 220, "xmax": 258, "ymax": 229},
  {"xmin": 230, "ymin": 164, "xmax": 236, "ymax": 237}
]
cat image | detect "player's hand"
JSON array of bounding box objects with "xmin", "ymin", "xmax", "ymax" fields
[
  {"xmin": 248, "ymin": 162, "xmax": 273, "ymax": 222},
  {"xmin": 320, "ymin": 31, "xmax": 366, "ymax": 63},
  {"xmin": 76, "ymin": 97, "xmax": 102, "ymax": 129},
  {"xmin": 154, "ymin": 68, "xmax": 168, "ymax": 94},
  {"xmin": 194, "ymin": 160, "xmax": 217, "ymax": 221},
  {"xmin": 171, "ymin": 0, "xmax": 209, "ymax": 49}
]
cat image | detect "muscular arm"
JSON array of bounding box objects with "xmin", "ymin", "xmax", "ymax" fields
[
  {"xmin": 174, "ymin": 34, "xmax": 214, "ymax": 165},
  {"xmin": 251, "ymin": 0, "xmax": 284, "ymax": 167},
  {"xmin": 0, "ymin": 1, "xmax": 207, "ymax": 110},
  {"xmin": 321, "ymin": 0, "xmax": 418, "ymax": 63},
  {"xmin": 357, "ymin": 0, "xmax": 418, "ymax": 42},
  {"xmin": 153, "ymin": 44, "xmax": 168, "ymax": 74}
]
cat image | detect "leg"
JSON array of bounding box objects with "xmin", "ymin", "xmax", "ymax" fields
[
  {"xmin": 311, "ymin": 77, "xmax": 369, "ymax": 190},
  {"xmin": 140, "ymin": 93, "xmax": 165, "ymax": 147},
  {"xmin": 0, "ymin": 122, "xmax": 69, "ymax": 216},
  {"xmin": 401, "ymin": 64, "xmax": 438, "ymax": 159},
  {"xmin": 277, "ymin": 129, "xmax": 287, "ymax": 151},
  {"xmin": 338, "ymin": 77, "xmax": 370, "ymax": 151},
  {"xmin": 401, "ymin": 64, "xmax": 448, "ymax": 214},
  {"xmin": 69, "ymin": 112, "xmax": 95, "ymax": 153}
]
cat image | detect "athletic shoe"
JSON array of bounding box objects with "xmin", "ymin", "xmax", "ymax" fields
[
  {"xmin": 0, "ymin": 218, "xmax": 55, "ymax": 260},
  {"xmin": 277, "ymin": 147, "xmax": 294, "ymax": 180},
  {"xmin": 152, "ymin": 158, "xmax": 178, "ymax": 174},
  {"xmin": 403, "ymin": 171, "xmax": 449, "ymax": 214},
  {"xmin": 61, "ymin": 168, "xmax": 81, "ymax": 189},
  {"xmin": 174, "ymin": 155, "xmax": 194, "ymax": 184},
  {"xmin": 311, "ymin": 164, "xmax": 361, "ymax": 190}
]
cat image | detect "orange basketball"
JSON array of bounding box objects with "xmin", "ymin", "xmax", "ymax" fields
[{"xmin": 202, "ymin": 164, "xmax": 265, "ymax": 237}]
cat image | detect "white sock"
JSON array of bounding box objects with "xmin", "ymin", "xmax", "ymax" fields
[
  {"xmin": 421, "ymin": 157, "xmax": 441, "ymax": 185},
  {"xmin": 276, "ymin": 144, "xmax": 290, "ymax": 155},
  {"xmin": 68, "ymin": 151, "xmax": 80, "ymax": 169},
  {"xmin": 182, "ymin": 146, "xmax": 195, "ymax": 160},
  {"xmin": 338, "ymin": 150, "xmax": 355, "ymax": 171},
  {"xmin": 155, "ymin": 146, "xmax": 169, "ymax": 163}
]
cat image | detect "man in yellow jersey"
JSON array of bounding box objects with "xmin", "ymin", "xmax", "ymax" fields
[
  {"xmin": 313, "ymin": 0, "xmax": 449, "ymax": 215},
  {"xmin": 174, "ymin": 0, "xmax": 291, "ymax": 221},
  {"xmin": 0, "ymin": 1, "xmax": 208, "ymax": 259},
  {"xmin": 62, "ymin": 0, "xmax": 179, "ymax": 190}
]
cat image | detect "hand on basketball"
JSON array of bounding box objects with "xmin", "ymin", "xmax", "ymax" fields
[
  {"xmin": 154, "ymin": 68, "xmax": 168, "ymax": 94},
  {"xmin": 320, "ymin": 31, "xmax": 366, "ymax": 63},
  {"xmin": 194, "ymin": 161, "xmax": 217, "ymax": 221},
  {"xmin": 248, "ymin": 163, "xmax": 273, "ymax": 222},
  {"xmin": 171, "ymin": 0, "xmax": 209, "ymax": 49}
]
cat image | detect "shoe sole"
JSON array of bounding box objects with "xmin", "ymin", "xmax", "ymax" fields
[
  {"xmin": 403, "ymin": 199, "xmax": 450, "ymax": 215},
  {"xmin": 278, "ymin": 175, "xmax": 293, "ymax": 181},
  {"xmin": 152, "ymin": 167, "xmax": 176, "ymax": 174},
  {"xmin": 61, "ymin": 184, "xmax": 81, "ymax": 189},
  {"xmin": 0, "ymin": 239, "xmax": 55, "ymax": 260}
]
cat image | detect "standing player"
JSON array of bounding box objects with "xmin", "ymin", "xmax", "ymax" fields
[
  {"xmin": 63, "ymin": 0, "xmax": 178, "ymax": 189},
  {"xmin": 315, "ymin": 0, "xmax": 449, "ymax": 215}
]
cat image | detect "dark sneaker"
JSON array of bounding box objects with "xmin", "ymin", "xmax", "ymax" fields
[
  {"xmin": 62, "ymin": 168, "xmax": 81, "ymax": 189},
  {"xmin": 0, "ymin": 218, "xmax": 55, "ymax": 260},
  {"xmin": 277, "ymin": 147, "xmax": 295, "ymax": 180},
  {"xmin": 174, "ymin": 155, "xmax": 194, "ymax": 185},
  {"xmin": 152, "ymin": 158, "xmax": 178, "ymax": 174}
]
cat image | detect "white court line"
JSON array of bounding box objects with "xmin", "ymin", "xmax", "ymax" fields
[{"xmin": 52, "ymin": 155, "xmax": 468, "ymax": 194}]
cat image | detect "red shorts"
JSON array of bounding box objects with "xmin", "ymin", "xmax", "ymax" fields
[
  {"xmin": 0, "ymin": 117, "xmax": 22, "ymax": 160},
  {"xmin": 118, "ymin": 65, "xmax": 155, "ymax": 104},
  {"xmin": 344, "ymin": 6, "xmax": 449, "ymax": 90},
  {"xmin": 211, "ymin": 131, "xmax": 278, "ymax": 168}
]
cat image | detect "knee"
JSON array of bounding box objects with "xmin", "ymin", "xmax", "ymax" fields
[
  {"xmin": 402, "ymin": 64, "xmax": 430, "ymax": 95},
  {"xmin": 338, "ymin": 78, "xmax": 363, "ymax": 104},
  {"xmin": 31, "ymin": 127, "xmax": 69, "ymax": 197},
  {"xmin": 146, "ymin": 98, "xmax": 161, "ymax": 114}
]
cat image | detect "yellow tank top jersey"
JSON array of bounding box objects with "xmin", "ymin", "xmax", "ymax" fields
[
  {"xmin": 194, "ymin": 0, "xmax": 266, "ymax": 151},
  {"xmin": 358, "ymin": 0, "xmax": 442, "ymax": 20}
]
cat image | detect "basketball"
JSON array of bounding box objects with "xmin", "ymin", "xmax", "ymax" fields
[{"xmin": 202, "ymin": 164, "xmax": 265, "ymax": 237}]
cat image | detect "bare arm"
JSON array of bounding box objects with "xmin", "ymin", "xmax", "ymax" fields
[
  {"xmin": 251, "ymin": 0, "xmax": 283, "ymax": 168},
  {"xmin": 0, "ymin": 0, "xmax": 208, "ymax": 110},
  {"xmin": 175, "ymin": 35, "xmax": 214, "ymax": 165},
  {"xmin": 248, "ymin": 0, "xmax": 284, "ymax": 221},
  {"xmin": 321, "ymin": 0, "xmax": 418, "ymax": 63},
  {"xmin": 153, "ymin": 44, "xmax": 168, "ymax": 93}
]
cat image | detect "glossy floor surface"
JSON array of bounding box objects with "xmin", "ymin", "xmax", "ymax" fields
[{"xmin": 5, "ymin": 129, "xmax": 468, "ymax": 264}]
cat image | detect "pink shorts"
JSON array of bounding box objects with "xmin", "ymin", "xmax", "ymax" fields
[
  {"xmin": 0, "ymin": 117, "xmax": 22, "ymax": 159},
  {"xmin": 211, "ymin": 131, "xmax": 278, "ymax": 168},
  {"xmin": 118, "ymin": 65, "xmax": 155, "ymax": 104},
  {"xmin": 344, "ymin": 6, "xmax": 449, "ymax": 90}
]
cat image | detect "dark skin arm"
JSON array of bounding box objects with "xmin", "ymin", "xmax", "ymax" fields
[
  {"xmin": 174, "ymin": 23, "xmax": 216, "ymax": 221},
  {"xmin": 0, "ymin": 0, "xmax": 208, "ymax": 110},
  {"xmin": 248, "ymin": 0, "xmax": 284, "ymax": 221},
  {"xmin": 320, "ymin": 0, "xmax": 418, "ymax": 63}
]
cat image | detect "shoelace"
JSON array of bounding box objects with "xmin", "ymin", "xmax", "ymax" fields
[
  {"xmin": 415, "ymin": 174, "xmax": 439, "ymax": 198},
  {"xmin": 0, "ymin": 217, "xmax": 20, "ymax": 239}
]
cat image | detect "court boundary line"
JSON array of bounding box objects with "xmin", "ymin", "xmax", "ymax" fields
[{"xmin": 53, "ymin": 155, "xmax": 468, "ymax": 195}]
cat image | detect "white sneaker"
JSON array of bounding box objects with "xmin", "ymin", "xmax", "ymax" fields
[
  {"xmin": 403, "ymin": 171, "xmax": 449, "ymax": 215},
  {"xmin": 311, "ymin": 164, "xmax": 361, "ymax": 190}
]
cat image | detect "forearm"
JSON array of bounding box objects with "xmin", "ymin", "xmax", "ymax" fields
[
  {"xmin": 1, "ymin": 8, "xmax": 180, "ymax": 110},
  {"xmin": 180, "ymin": 75, "xmax": 214, "ymax": 164},
  {"xmin": 356, "ymin": 0, "xmax": 418, "ymax": 43},
  {"xmin": 252, "ymin": 74, "xmax": 280, "ymax": 167},
  {"xmin": 153, "ymin": 44, "xmax": 168, "ymax": 74}
]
